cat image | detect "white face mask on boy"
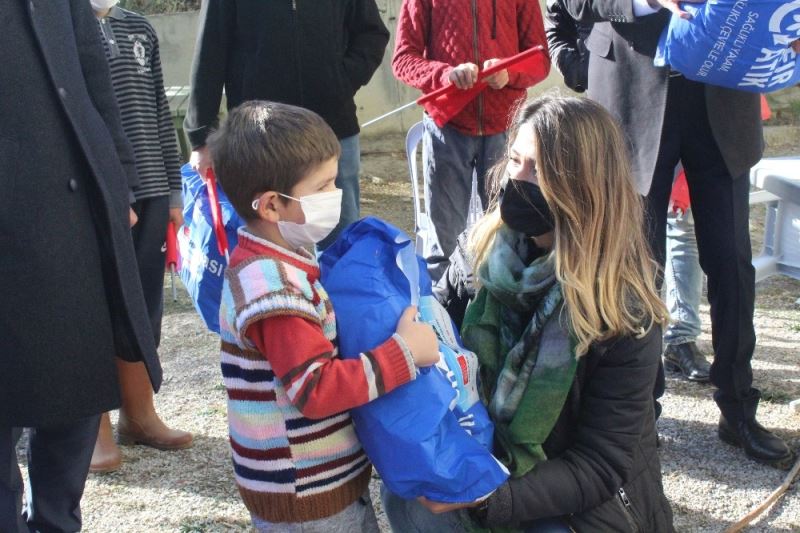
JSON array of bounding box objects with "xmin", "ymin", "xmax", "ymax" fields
[{"xmin": 252, "ymin": 189, "xmax": 342, "ymax": 250}]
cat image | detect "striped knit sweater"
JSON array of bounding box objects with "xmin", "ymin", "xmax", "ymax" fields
[
  {"xmin": 219, "ymin": 229, "xmax": 416, "ymax": 523},
  {"xmin": 96, "ymin": 7, "xmax": 182, "ymax": 206}
]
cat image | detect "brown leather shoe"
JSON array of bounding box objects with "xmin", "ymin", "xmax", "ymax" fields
[
  {"xmin": 117, "ymin": 413, "xmax": 193, "ymax": 451},
  {"xmin": 90, "ymin": 412, "xmax": 121, "ymax": 473}
]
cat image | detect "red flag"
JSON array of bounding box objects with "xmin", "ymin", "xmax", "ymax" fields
[
  {"xmin": 760, "ymin": 94, "xmax": 771, "ymax": 121},
  {"xmin": 165, "ymin": 221, "xmax": 179, "ymax": 301},
  {"xmin": 165, "ymin": 221, "xmax": 178, "ymax": 270},
  {"xmin": 417, "ymin": 46, "xmax": 549, "ymax": 128},
  {"xmin": 205, "ymin": 167, "xmax": 230, "ymax": 260},
  {"xmin": 670, "ymin": 168, "xmax": 690, "ymax": 215}
]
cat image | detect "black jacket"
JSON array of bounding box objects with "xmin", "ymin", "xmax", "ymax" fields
[
  {"xmin": 437, "ymin": 242, "xmax": 674, "ymax": 532},
  {"xmin": 184, "ymin": 0, "xmax": 390, "ymax": 147},
  {"xmin": 562, "ymin": 0, "xmax": 762, "ymax": 194},
  {"xmin": 545, "ymin": 0, "xmax": 592, "ymax": 93},
  {"xmin": 0, "ymin": 0, "xmax": 161, "ymax": 426}
]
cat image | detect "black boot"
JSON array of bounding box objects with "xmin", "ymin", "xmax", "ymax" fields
[
  {"xmin": 663, "ymin": 342, "xmax": 710, "ymax": 382},
  {"xmin": 718, "ymin": 416, "xmax": 795, "ymax": 469},
  {"xmin": 717, "ymin": 390, "xmax": 796, "ymax": 470}
]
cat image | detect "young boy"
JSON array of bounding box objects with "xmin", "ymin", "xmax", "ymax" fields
[
  {"xmin": 207, "ymin": 101, "xmax": 439, "ymax": 531},
  {"xmin": 392, "ymin": 0, "xmax": 550, "ymax": 282}
]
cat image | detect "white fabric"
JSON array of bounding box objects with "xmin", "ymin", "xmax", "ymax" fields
[{"xmin": 632, "ymin": 0, "xmax": 660, "ymax": 17}]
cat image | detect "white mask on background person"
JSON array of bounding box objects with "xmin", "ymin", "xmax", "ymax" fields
[
  {"xmin": 90, "ymin": 0, "xmax": 119, "ymax": 11},
  {"xmin": 273, "ymin": 189, "xmax": 343, "ymax": 249}
]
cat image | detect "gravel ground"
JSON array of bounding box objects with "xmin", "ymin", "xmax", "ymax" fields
[{"xmin": 16, "ymin": 133, "xmax": 800, "ymax": 532}]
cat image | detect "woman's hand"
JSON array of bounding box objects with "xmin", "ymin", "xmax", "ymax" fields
[{"xmin": 417, "ymin": 496, "xmax": 481, "ymax": 514}]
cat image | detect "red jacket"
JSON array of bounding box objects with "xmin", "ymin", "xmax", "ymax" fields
[{"xmin": 393, "ymin": 0, "xmax": 550, "ymax": 136}]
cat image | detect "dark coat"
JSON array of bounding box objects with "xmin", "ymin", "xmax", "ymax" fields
[
  {"xmin": 184, "ymin": 0, "xmax": 390, "ymax": 147},
  {"xmin": 0, "ymin": 0, "xmax": 161, "ymax": 427},
  {"xmin": 437, "ymin": 243, "xmax": 673, "ymax": 532},
  {"xmin": 562, "ymin": 0, "xmax": 762, "ymax": 195},
  {"xmin": 545, "ymin": 0, "xmax": 592, "ymax": 93},
  {"xmin": 484, "ymin": 328, "xmax": 674, "ymax": 532}
]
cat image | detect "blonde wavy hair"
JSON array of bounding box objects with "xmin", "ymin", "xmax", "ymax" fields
[{"xmin": 469, "ymin": 94, "xmax": 668, "ymax": 356}]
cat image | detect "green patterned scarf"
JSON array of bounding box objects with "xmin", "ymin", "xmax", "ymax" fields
[{"xmin": 461, "ymin": 226, "xmax": 577, "ymax": 479}]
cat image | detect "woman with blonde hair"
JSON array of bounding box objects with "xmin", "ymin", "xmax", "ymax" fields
[{"xmin": 382, "ymin": 94, "xmax": 674, "ymax": 532}]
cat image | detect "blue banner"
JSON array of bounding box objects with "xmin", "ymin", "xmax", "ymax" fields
[{"xmin": 656, "ymin": 0, "xmax": 800, "ymax": 92}]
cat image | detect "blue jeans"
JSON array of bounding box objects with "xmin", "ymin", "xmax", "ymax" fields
[
  {"xmin": 663, "ymin": 207, "xmax": 703, "ymax": 345},
  {"xmin": 422, "ymin": 114, "xmax": 507, "ymax": 282},
  {"xmin": 318, "ymin": 134, "xmax": 360, "ymax": 251},
  {"xmin": 381, "ymin": 486, "xmax": 571, "ymax": 533},
  {"xmin": 381, "ymin": 485, "xmax": 469, "ymax": 533}
]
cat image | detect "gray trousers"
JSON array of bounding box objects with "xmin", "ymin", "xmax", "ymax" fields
[{"xmin": 422, "ymin": 114, "xmax": 506, "ymax": 283}]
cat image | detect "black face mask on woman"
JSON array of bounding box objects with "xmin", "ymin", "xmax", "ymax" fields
[{"xmin": 499, "ymin": 179, "xmax": 554, "ymax": 237}]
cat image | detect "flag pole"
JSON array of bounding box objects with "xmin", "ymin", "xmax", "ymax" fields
[{"xmin": 360, "ymin": 99, "xmax": 418, "ymax": 128}]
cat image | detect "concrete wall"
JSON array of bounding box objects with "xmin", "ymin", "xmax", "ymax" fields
[{"xmin": 148, "ymin": 1, "xmax": 563, "ymax": 138}]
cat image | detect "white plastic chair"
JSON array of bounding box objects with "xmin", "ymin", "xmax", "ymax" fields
[
  {"xmin": 405, "ymin": 121, "xmax": 483, "ymax": 257},
  {"xmin": 748, "ymin": 156, "xmax": 800, "ymax": 283}
]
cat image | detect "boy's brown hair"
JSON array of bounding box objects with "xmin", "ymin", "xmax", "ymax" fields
[{"xmin": 206, "ymin": 101, "xmax": 341, "ymax": 221}]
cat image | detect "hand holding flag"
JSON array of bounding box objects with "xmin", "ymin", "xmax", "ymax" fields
[
  {"xmin": 417, "ymin": 46, "xmax": 550, "ymax": 128},
  {"xmin": 360, "ymin": 46, "xmax": 550, "ymax": 129}
]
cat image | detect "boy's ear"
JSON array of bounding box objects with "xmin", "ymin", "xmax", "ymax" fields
[{"xmin": 253, "ymin": 191, "xmax": 283, "ymax": 223}]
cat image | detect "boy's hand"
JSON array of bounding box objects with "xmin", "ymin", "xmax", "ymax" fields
[
  {"xmin": 396, "ymin": 306, "xmax": 439, "ymax": 367},
  {"xmin": 169, "ymin": 207, "xmax": 184, "ymax": 228},
  {"xmin": 448, "ymin": 63, "xmax": 479, "ymax": 90},
  {"xmin": 482, "ymin": 59, "xmax": 509, "ymax": 90},
  {"xmin": 129, "ymin": 208, "xmax": 138, "ymax": 227},
  {"xmin": 190, "ymin": 146, "xmax": 211, "ymax": 179}
]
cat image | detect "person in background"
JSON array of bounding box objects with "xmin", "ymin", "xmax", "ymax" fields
[
  {"xmin": 545, "ymin": 1, "xmax": 710, "ymax": 383},
  {"xmin": 563, "ymin": 0, "xmax": 795, "ymax": 469},
  {"xmin": 184, "ymin": 0, "xmax": 390, "ymax": 250},
  {"xmin": 545, "ymin": 0, "xmax": 592, "ymax": 93},
  {"xmin": 0, "ymin": 0, "xmax": 161, "ymax": 530},
  {"xmin": 392, "ymin": 0, "xmax": 550, "ymax": 282},
  {"xmin": 207, "ymin": 101, "xmax": 439, "ymax": 532},
  {"xmin": 663, "ymin": 167, "xmax": 711, "ymax": 382},
  {"xmin": 89, "ymin": 0, "xmax": 193, "ymax": 473}
]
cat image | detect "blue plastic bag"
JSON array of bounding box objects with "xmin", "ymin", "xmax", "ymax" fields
[
  {"xmin": 319, "ymin": 217, "xmax": 508, "ymax": 503},
  {"xmin": 177, "ymin": 164, "xmax": 244, "ymax": 333},
  {"xmin": 655, "ymin": 0, "xmax": 800, "ymax": 92},
  {"xmin": 418, "ymin": 295, "xmax": 495, "ymax": 451}
]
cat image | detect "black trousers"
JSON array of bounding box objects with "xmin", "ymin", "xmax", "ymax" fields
[
  {"xmin": 645, "ymin": 75, "xmax": 758, "ymax": 420},
  {"xmin": 0, "ymin": 415, "xmax": 101, "ymax": 532},
  {"xmin": 131, "ymin": 195, "xmax": 170, "ymax": 347}
]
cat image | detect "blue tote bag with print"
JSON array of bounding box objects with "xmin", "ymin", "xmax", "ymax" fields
[
  {"xmin": 177, "ymin": 164, "xmax": 244, "ymax": 333},
  {"xmin": 655, "ymin": 0, "xmax": 800, "ymax": 92}
]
